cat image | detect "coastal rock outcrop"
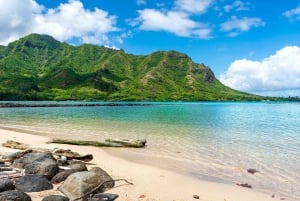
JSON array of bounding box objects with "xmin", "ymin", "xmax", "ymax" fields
[
  {"xmin": 0, "ymin": 189, "xmax": 32, "ymax": 201},
  {"xmin": 15, "ymin": 175, "xmax": 53, "ymax": 192},
  {"xmin": 41, "ymin": 195, "xmax": 70, "ymax": 201},
  {"xmin": 0, "ymin": 178, "xmax": 15, "ymax": 192},
  {"xmin": 13, "ymin": 152, "xmax": 59, "ymax": 179},
  {"xmin": 58, "ymin": 167, "xmax": 114, "ymax": 201}
]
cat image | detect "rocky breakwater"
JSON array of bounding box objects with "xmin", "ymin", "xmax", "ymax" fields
[{"xmin": 0, "ymin": 141, "xmax": 129, "ymax": 201}]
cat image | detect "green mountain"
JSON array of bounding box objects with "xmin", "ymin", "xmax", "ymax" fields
[{"xmin": 0, "ymin": 33, "xmax": 263, "ymax": 101}]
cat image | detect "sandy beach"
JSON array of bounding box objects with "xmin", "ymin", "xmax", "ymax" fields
[{"xmin": 0, "ymin": 128, "xmax": 278, "ymax": 201}]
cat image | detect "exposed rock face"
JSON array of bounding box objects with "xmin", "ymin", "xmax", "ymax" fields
[
  {"xmin": 58, "ymin": 167, "xmax": 114, "ymax": 201},
  {"xmin": 41, "ymin": 195, "xmax": 70, "ymax": 201},
  {"xmin": 0, "ymin": 178, "xmax": 15, "ymax": 192},
  {"xmin": 13, "ymin": 152, "xmax": 59, "ymax": 179},
  {"xmin": 0, "ymin": 189, "xmax": 32, "ymax": 201},
  {"xmin": 15, "ymin": 175, "xmax": 53, "ymax": 192}
]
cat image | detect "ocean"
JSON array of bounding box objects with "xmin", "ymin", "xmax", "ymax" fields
[{"xmin": 0, "ymin": 101, "xmax": 299, "ymax": 200}]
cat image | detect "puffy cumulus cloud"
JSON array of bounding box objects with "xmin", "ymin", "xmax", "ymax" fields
[
  {"xmin": 283, "ymin": 6, "xmax": 300, "ymax": 21},
  {"xmin": 175, "ymin": 0, "xmax": 213, "ymax": 14},
  {"xmin": 220, "ymin": 46, "xmax": 300, "ymax": 96},
  {"xmin": 0, "ymin": 0, "xmax": 118, "ymax": 45},
  {"xmin": 220, "ymin": 16, "xmax": 265, "ymax": 36},
  {"xmin": 0, "ymin": 0, "xmax": 43, "ymax": 44},
  {"xmin": 34, "ymin": 0, "xmax": 117, "ymax": 44},
  {"xmin": 136, "ymin": 9, "xmax": 212, "ymax": 39}
]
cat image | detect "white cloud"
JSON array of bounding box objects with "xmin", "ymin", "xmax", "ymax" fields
[
  {"xmin": 224, "ymin": 1, "xmax": 250, "ymax": 13},
  {"xmin": 175, "ymin": 0, "xmax": 213, "ymax": 14},
  {"xmin": 220, "ymin": 46, "xmax": 300, "ymax": 96},
  {"xmin": 220, "ymin": 16, "xmax": 265, "ymax": 36},
  {"xmin": 136, "ymin": 9, "xmax": 212, "ymax": 39},
  {"xmin": 283, "ymin": 6, "xmax": 300, "ymax": 21},
  {"xmin": 137, "ymin": 0, "xmax": 147, "ymax": 6},
  {"xmin": 0, "ymin": 0, "xmax": 118, "ymax": 45},
  {"xmin": 0, "ymin": 0, "xmax": 43, "ymax": 44}
]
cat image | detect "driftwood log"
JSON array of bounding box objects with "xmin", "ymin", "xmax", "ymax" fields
[{"xmin": 50, "ymin": 138, "xmax": 147, "ymax": 148}]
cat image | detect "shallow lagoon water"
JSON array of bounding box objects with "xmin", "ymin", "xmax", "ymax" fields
[{"xmin": 0, "ymin": 101, "xmax": 299, "ymax": 200}]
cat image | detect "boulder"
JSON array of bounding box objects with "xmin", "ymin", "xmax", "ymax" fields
[
  {"xmin": 0, "ymin": 189, "xmax": 31, "ymax": 201},
  {"xmin": 90, "ymin": 167, "xmax": 114, "ymax": 190},
  {"xmin": 41, "ymin": 195, "xmax": 69, "ymax": 201},
  {"xmin": 58, "ymin": 167, "xmax": 114, "ymax": 201},
  {"xmin": 15, "ymin": 175, "xmax": 53, "ymax": 192},
  {"xmin": 13, "ymin": 152, "xmax": 58, "ymax": 179},
  {"xmin": 0, "ymin": 178, "xmax": 15, "ymax": 192}
]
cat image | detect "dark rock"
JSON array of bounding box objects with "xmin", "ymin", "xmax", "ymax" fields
[
  {"xmin": 67, "ymin": 161, "xmax": 88, "ymax": 171},
  {"xmin": 0, "ymin": 178, "xmax": 15, "ymax": 192},
  {"xmin": 88, "ymin": 193, "xmax": 119, "ymax": 201},
  {"xmin": 13, "ymin": 152, "xmax": 58, "ymax": 179},
  {"xmin": 15, "ymin": 175, "xmax": 53, "ymax": 192},
  {"xmin": 41, "ymin": 195, "xmax": 69, "ymax": 201},
  {"xmin": 58, "ymin": 167, "xmax": 114, "ymax": 201},
  {"xmin": 51, "ymin": 169, "xmax": 77, "ymax": 184},
  {"xmin": 247, "ymin": 169, "xmax": 259, "ymax": 174},
  {"xmin": 89, "ymin": 167, "xmax": 114, "ymax": 190},
  {"xmin": 0, "ymin": 189, "xmax": 31, "ymax": 201},
  {"xmin": 236, "ymin": 183, "xmax": 252, "ymax": 188},
  {"xmin": 193, "ymin": 195, "xmax": 200, "ymax": 199}
]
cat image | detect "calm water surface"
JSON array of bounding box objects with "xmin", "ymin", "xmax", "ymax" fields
[{"xmin": 0, "ymin": 101, "xmax": 299, "ymax": 200}]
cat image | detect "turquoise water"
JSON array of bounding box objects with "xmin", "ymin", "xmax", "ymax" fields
[{"xmin": 0, "ymin": 102, "xmax": 299, "ymax": 200}]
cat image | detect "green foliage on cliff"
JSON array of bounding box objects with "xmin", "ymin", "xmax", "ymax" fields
[{"xmin": 0, "ymin": 34, "xmax": 264, "ymax": 101}]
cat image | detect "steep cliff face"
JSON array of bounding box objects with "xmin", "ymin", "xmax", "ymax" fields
[{"xmin": 0, "ymin": 34, "xmax": 262, "ymax": 101}]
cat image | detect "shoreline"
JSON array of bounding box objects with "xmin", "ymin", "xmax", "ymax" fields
[{"xmin": 0, "ymin": 128, "xmax": 278, "ymax": 201}]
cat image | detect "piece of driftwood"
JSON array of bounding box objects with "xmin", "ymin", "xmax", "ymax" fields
[
  {"xmin": 2, "ymin": 140, "xmax": 29, "ymax": 150},
  {"xmin": 50, "ymin": 138, "xmax": 146, "ymax": 148},
  {"xmin": 105, "ymin": 138, "xmax": 147, "ymax": 148},
  {"xmin": 0, "ymin": 167, "xmax": 25, "ymax": 179},
  {"xmin": 53, "ymin": 149, "xmax": 93, "ymax": 162}
]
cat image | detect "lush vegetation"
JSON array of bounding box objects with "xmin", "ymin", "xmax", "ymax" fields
[{"xmin": 0, "ymin": 33, "xmax": 268, "ymax": 101}]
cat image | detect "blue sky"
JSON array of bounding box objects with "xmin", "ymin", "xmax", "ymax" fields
[{"xmin": 0, "ymin": 0, "xmax": 300, "ymax": 96}]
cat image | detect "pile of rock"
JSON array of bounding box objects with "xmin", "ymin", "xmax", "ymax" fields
[{"xmin": 0, "ymin": 143, "xmax": 121, "ymax": 201}]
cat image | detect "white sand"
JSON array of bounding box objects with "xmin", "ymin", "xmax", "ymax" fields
[{"xmin": 0, "ymin": 128, "xmax": 279, "ymax": 201}]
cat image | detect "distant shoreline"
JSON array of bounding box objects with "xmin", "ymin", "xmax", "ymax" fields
[{"xmin": 0, "ymin": 102, "xmax": 155, "ymax": 108}]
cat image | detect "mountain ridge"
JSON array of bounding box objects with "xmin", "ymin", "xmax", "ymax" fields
[{"xmin": 0, "ymin": 33, "xmax": 264, "ymax": 101}]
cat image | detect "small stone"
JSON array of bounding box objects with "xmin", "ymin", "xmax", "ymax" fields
[
  {"xmin": 193, "ymin": 195, "xmax": 200, "ymax": 199},
  {"xmin": 271, "ymin": 194, "xmax": 275, "ymax": 198},
  {"xmin": 247, "ymin": 169, "xmax": 259, "ymax": 174},
  {"xmin": 236, "ymin": 183, "xmax": 252, "ymax": 188},
  {"xmin": 88, "ymin": 193, "xmax": 119, "ymax": 201},
  {"xmin": 51, "ymin": 169, "xmax": 77, "ymax": 184},
  {"xmin": 139, "ymin": 194, "xmax": 146, "ymax": 198}
]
